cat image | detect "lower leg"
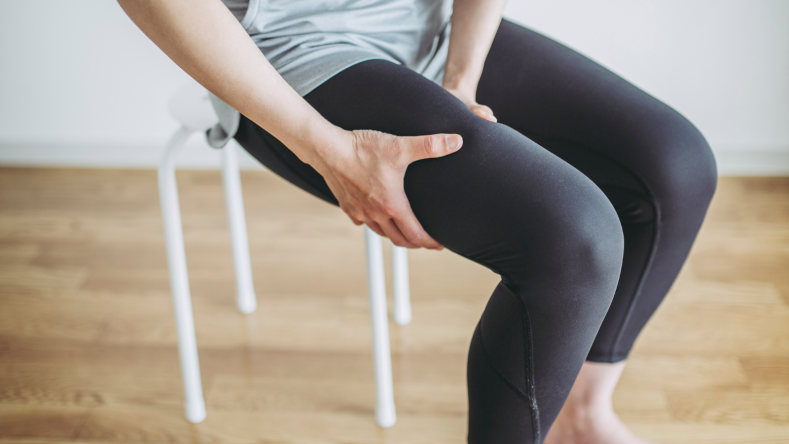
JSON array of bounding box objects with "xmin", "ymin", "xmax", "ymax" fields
[{"xmin": 544, "ymin": 361, "xmax": 655, "ymax": 444}]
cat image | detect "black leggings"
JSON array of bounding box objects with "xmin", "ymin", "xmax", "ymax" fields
[{"xmin": 234, "ymin": 18, "xmax": 717, "ymax": 444}]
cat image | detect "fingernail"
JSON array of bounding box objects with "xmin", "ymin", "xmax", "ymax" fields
[
  {"xmin": 482, "ymin": 111, "xmax": 497, "ymax": 122},
  {"xmin": 445, "ymin": 135, "xmax": 461, "ymax": 151}
]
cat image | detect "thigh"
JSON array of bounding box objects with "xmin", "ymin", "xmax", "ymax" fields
[
  {"xmin": 477, "ymin": 18, "xmax": 716, "ymax": 207},
  {"xmin": 237, "ymin": 59, "xmax": 620, "ymax": 272}
]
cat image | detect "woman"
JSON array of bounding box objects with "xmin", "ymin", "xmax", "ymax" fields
[{"xmin": 118, "ymin": 0, "xmax": 717, "ymax": 443}]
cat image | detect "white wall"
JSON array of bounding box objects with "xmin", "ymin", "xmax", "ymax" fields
[
  {"xmin": 502, "ymin": 0, "xmax": 789, "ymax": 175},
  {"xmin": 0, "ymin": 0, "xmax": 787, "ymax": 174}
]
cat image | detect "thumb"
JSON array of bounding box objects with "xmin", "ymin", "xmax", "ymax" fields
[{"xmin": 404, "ymin": 133, "xmax": 463, "ymax": 162}]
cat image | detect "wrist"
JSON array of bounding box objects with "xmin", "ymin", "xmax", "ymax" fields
[
  {"xmin": 297, "ymin": 117, "xmax": 353, "ymax": 171},
  {"xmin": 443, "ymin": 84, "xmax": 477, "ymax": 105},
  {"xmin": 442, "ymin": 75, "xmax": 478, "ymax": 102}
]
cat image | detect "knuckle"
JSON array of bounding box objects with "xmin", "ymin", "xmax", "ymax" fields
[
  {"xmin": 368, "ymin": 193, "xmax": 383, "ymax": 207},
  {"xmin": 362, "ymin": 208, "xmax": 380, "ymax": 223},
  {"xmin": 392, "ymin": 138, "xmax": 408, "ymax": 162},
  {"xmin": 351, "ymin": 129, "xmax": 376, "ymax": 147},
  {"xmin": 422, "ymin": 135, "xmax": 439, "ymax": 157},
  {"xmin": 370, "ymin": 195, "xmax": 397, "ymax": 216},
  {"xmin": 404, "ymin": 229, "xmax": 423, "ymax": 245},
  {"xmin": 379, "ymin": 201, "xmax": 398, "ymax": 217}
]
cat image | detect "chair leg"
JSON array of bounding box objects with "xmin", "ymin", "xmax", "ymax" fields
[
  {"xmin": 364, "ymin": 227, "xmax": 397, "ymax": 428},
  {"xmin": 391, "ymin": 245, "xmax": 412, "ymax": 325},
  {"xmin": 158, "ymin": 126, "xmax": 207, "ymax": 424},
  {"xmin": 221, "ymin": 143, "xmax": 257, "ymax": 314}
]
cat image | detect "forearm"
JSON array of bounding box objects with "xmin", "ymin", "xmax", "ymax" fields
[
  {"xmin": 443, "ymin": 0, "xmax": 509, "ymax": 97},
  {"xmin": 117, "ymin": 0, "xmax": 347, "ymax": 167}
]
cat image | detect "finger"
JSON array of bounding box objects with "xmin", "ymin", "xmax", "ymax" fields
[
  {"xmin": 474, "ymin": 110, "xmax": 497, "ymax": 122},
  {"xmin": 402, "ymin": 133, "xmax": 463, "ymax": 162},
  {"xmin": 473, "ymin": 108, "xmax": 497, "ymax": 122},
  {"xmin": 471, "ymin": 103, "xmax": 493, "ymax": 116},
  {"xmin": 365, "ymin": 220, "xmax": 386, "ymax": 238},
  {"xmin": 342, "ymin": 205, "xmax": 365, "ymax": 225},
  {"xmin": 471, "ymin": 105, "xmax": 497, "ymax": 122},
  {"xmin": 379, "ymin": 218, "xmax": 419, "ymax": 248},
  {"xmin": 391, "ymin": 205, "xmax": 444, "ymax": 250}
]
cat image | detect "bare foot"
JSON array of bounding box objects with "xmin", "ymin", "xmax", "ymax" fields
[
  {"xmin": 543, "ymin": 361, "xmax": 657, "ymax": 444},
  {"xmin": 544, "ymin": 402, "xmax": 655, "ymax": 444}
]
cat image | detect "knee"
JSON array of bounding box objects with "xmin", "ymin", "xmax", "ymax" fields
[
  {"xmin": 505, "ymin": 182, "xmax": 625, "ymax": 302},
  {"xmin": 643, "ymin": 113, "xmax": 718, "ymax": 211},
  {"xmin": 550, "ymin": 191, "xmax": 625, "ymax": 292}
]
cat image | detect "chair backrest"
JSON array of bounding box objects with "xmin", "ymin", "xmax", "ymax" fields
[{"xmin": 168, "ymin": 82, "xmax": 218, "ymax": 132}]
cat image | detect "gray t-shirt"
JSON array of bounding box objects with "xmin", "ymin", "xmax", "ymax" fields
[{"xmin": 207, "ymin": 0, "xmax": 453, "ymax": 148}]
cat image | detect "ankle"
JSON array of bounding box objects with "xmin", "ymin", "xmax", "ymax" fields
[
  {"xmin": 561, "ymin": 396, "xmax": 616, "ymax": 426},
  {"xmin": 561, "ymin": 361, "xmax": 624, "ymax": 419}
]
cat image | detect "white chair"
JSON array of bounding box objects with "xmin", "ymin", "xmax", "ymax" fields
[{"xmin": 158, "ymin": 82, "xmax": 412, "ymax": 427}]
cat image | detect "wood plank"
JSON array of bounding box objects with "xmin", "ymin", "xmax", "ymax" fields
[
  {"xmin": 667, "ymin": 387, "xmax": 789, "ymax": 424},
  {"xmin": 627, "ymin": 421, "xmax": 789, "ymax": 444},
  {"xmin": 617, "ymin": 356, "xmax": 749, "ymax": 389},
  {"xmin": 1, "ymin": 169, "xmax": 787, "ymax": 443},
  {"xmin": 667, "ymin": 279, "xmax": 784, "ymax": 307},
  {"xmin": 77, "ymin": 406, "xmax": 467, "ymax": 444},
  {"xmin": 0, "ymin": 404, "xmax": 89, "ymax": 439},
  {"xmin": 634, "ymin": 305, "xmax": 789, "ymax": 357},
  {"xmin": 740, "ymin": 357, "xmax": 789, "ymax": 386}
]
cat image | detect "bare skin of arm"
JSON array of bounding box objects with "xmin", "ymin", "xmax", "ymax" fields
[
  {"xmin": 117, "ymin": 0, "xmax": 505, "ymax": 249},
  {"xmin": 444, "ymin": 0, "xmax": 510, "ymax": 122}
]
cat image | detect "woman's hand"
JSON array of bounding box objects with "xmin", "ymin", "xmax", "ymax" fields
[
  {"xmin": 444, "ymin": 87, "xmax": 498, "ymax": 122},
  {"xmin": 311, "ymin": 128, "xmax": 464, "ymax": 250}
]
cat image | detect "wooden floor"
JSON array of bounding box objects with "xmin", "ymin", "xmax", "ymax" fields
[{"xmin": 0, "ymin": 167, "xmax": 787, "ymax": 444}]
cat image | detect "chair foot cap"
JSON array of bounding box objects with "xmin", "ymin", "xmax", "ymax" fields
[
  {"xmin": 185, "ymin": 400, "xmax": 207, "ymax": 423},
  {"xmin": 376, "ymin": 405, "xmax": 397, "ymax": 428},
  {"xmin": 237, "ymin": 294, "xmax": 257, "ymax": 314}
]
